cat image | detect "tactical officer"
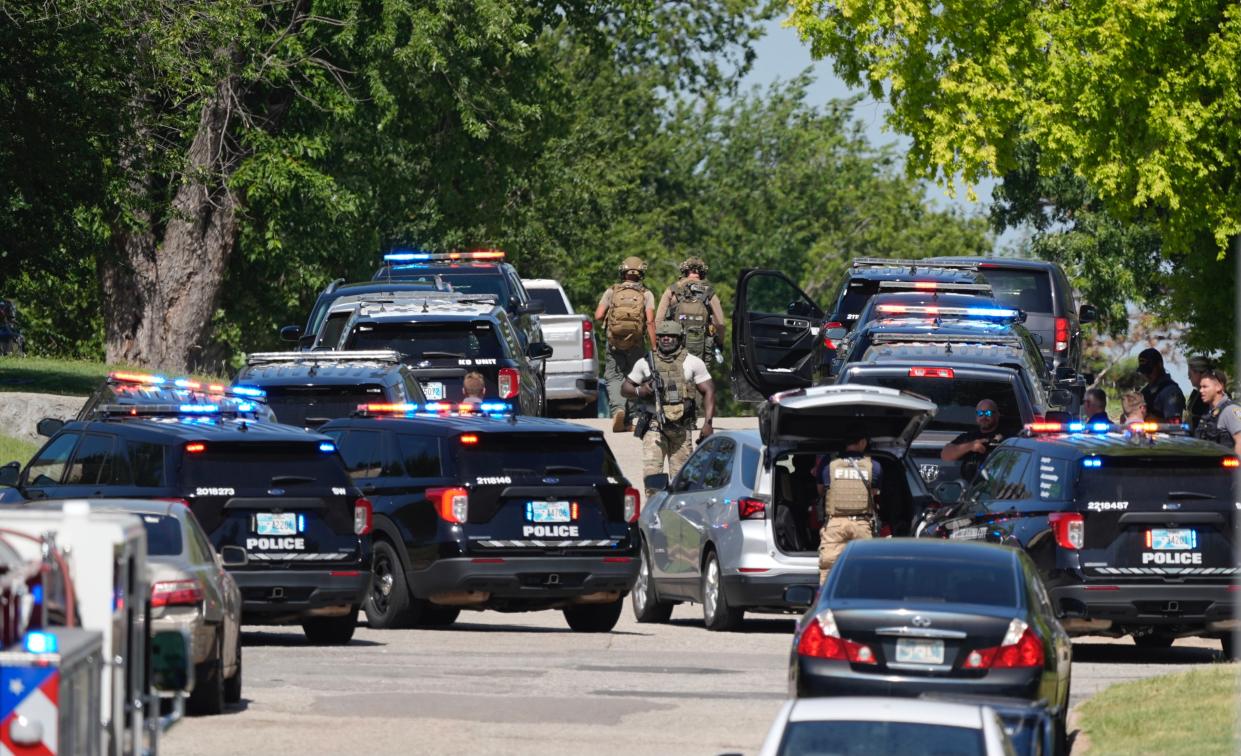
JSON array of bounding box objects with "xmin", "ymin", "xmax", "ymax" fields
[
  {"xmin": 1137, "ymin": 348, "xmax": 1185, "ymax": 423},
  {"xmin": 656, "ymin": 257, "xmax": 726, "ymax": 364},
  {"xmin": 818, "ymin": 432, "xmax": 881, "ymax": 583},
  {"xmin": 595, "ymin": 256, "xmax": 658, "ymax": 432},
  {"xmin": 1194, "ymin": 369, "xmax": 1241, "ymax": 455},
  {"xmin": 941, "ymin": 399, "xmax": 1006, "ymax": 481},
  {"xmin": 621, "ymin": 321, "xmax": 716, "ymax": 500},
  {"xmin": 1186, "ymin": 356, "xmax": 1213, "ymax": 432}
]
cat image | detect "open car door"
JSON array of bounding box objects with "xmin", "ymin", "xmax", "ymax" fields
[
  {"xmin": 731, "ymin": 269, "xmax": 826, "ymax": 402},
  {"xmin": 759, "ymin": 384, "xmax": 935, "ymax": 456}
]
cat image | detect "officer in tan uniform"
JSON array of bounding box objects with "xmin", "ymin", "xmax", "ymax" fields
[
  {"xmin": 621, "ymin": 321, "xmax": 716, "ymax": 500},
  {"xmin": 818, "ymin": 433, "xmax": 880, "ymax": 583}
]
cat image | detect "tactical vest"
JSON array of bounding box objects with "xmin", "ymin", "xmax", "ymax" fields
[
  {"xmin": 826, "ymin": 456, "xmax": 874, "ymax": 517},
  {"xmin": 667, "ymin": 279, "xmax": 714, "ymax": 359},
  {"xmin": 606, "ymin": 281, "xmax": 648, "ymax": 351},
  {"xmin": 653, "ymin": 350, "xmax": 695, "ymax": 425},
  {"xmin": 1195, "ymin": 398, "xmax": 1237, "ymax": 448}
]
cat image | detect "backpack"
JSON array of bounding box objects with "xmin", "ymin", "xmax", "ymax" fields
[
  {"xmin": 668, "ymin": 279, "xmax": 713, "ymax": 358},
  {"xmin": 605, "ymin": 282, "xmax": 647, "ymax": 350}
]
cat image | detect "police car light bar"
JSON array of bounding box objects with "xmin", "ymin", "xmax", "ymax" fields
[
  {"xmin": 383, "ymin": 249, "xmax": 505, "ymax": 263},
  {"xmin": 877, "ymin": 281, "xmax": 993, "ymax": 293},
  {"xmin": 851, "ymin": 257, "xmax": 981, "ymax": 271},
  {"xmin": 1023, "ymin": 421, "xmax": 1192, "ymax": 436},
  {"xmin": 245, "ymin": 350, "xmax": 404, "ymax": 366},
  {"xmin": 876, "ymin": 304, "xmax": 1021, "ymax": 320},
  {"xmin": 94, "ymin": 403, "xmax": 263, "ymax": 419},
  {"xmin": 870, "ymin": 333, "xmax": 1022, "ymax": 346},
  {"xmin": 109, "ymin": 370, "xmax": 267, "ymax": 399},
  {"xmin": 354, "ymin": 401, "xmax": 512, "ymax": 417}
]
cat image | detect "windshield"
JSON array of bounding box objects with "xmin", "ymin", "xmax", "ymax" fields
[
  {"xmin": 832, "ymin": 555, "xmax": 1017, "ymax": 606},
  {"xmin": 456, "ymin": 435, "xmax": 622, "ymax": 478},
  {"xmin": 844, "ymin": 374, "xmax": 1024, "ymax": 434},
  {"xmin": 264, "ymin": 385, "xmax": 388, "ymax": 428},
  {"xmin": 833, "ymin": 281, "xmax": 877, "ymax": 325},
  {"xmin": 777, "ymin": 721, "xmax": 985, "ymax": 756},
  {"xmin": 527, "ymin": 287, "xmax": 569, "ymax": 315},
  {"xmin": 979, "ymin": 269, "xmax": 1052, "ymax": 314},
  {"xmin": 180, "ymin": 443, "xmax": 351, "ymax": 490},
  {"xmin": 346, "ymin": 321, "xmax": 504, "ymax": 360},
  {"xmin": 1076, "ymin": 461, "xmax": 1234, "ymax": 504},
  {"xmin": 139, "ymin": 514, "xmax": 183, "ymax": 556},
  {"xmin": 383, "ymin": 270, "xmax": 505, "ymax": 298}
]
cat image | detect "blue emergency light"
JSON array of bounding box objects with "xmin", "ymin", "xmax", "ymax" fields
[
  {"xmin": 478, "ymin": 401, "xmax": 511, "ymax": 414},
  {"xmin": 23, "ymin": 630, "xmax": 58, "ymax": 654},
  {"xmin": 965, "ymin": 307, "xmax": 1020, "ymax": 318},
  {"xmin": 179, "ymin": 404, "xmax": 220, "ymax": 414},
  {"xmin": 230, "ymin": 385, "xmax": 267, "ymax": 398},
  {"xmin": 384, "ymin": 250, "xmax": 434, "ymax": 262},
  {"xmin": 1082, "ymin": 457, "xmax": 1103, "ymax": 468},
  {"xmin": 319, "ymin": 442, "xmax": 337, "ymax": 453}
]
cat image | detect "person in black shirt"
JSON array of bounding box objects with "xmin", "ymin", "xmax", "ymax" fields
[
  {"xmin": 941, "ymin": 399, "xmax": 1006, "ymax": 481},
  {"xmin": 1137, "ymin": 348, "xmax": 1185, "ymax": 423},
  {"xmin": 1186, "ymin": 355, "xmax": 1213, "ymax": 431}
]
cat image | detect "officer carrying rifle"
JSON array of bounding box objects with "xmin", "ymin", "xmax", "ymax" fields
[{"xmin": 622, "ymin": 321, "xmax": 716, "ymax": 501}]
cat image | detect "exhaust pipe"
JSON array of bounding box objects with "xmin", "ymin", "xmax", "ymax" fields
[
  {"xmin": 572, "ymin": 591, "xmax": 621, "ymax": 605},
  {"xmin": 430, "ymin": 590, "xmax": 490, "ymax": 606}
]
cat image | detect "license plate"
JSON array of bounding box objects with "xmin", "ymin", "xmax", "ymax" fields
[
  {"xmin": 256, "ymin": 513, "xmax": 297, "ymax": 536},
  {"xmin": 526, "ymin": 501, "xmax": 572, "ymax": 523},
  {"xmin": 1150, "ymin": 528, "xmax": 1197, "ymax": 550},
  {"xmin": 895, "ymin": 638, "xmax": 944, "ymax": 664},
  {"xmin": 423, "ymin": 382, "xmax": 445, "ymax": 400}
]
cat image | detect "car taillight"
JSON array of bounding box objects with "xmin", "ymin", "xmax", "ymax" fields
[
  {"xmin": 963, "ymin": 619, "xmax": 1044, "ymax": 669},
  {"xmin": 1054, "ymin": 317, "xmax": 1069, "ymax": 353},
  {"xmin": 822, "ymin": 321, "xmax": 844, "ymax": 350},
  {"xmin": 1048, "ymin": 512, "xmax": 1084, "ymax": 550},
  {"xmin": 909, "ymin": 366, "xmax": 954, "ymax": 379},
  {"xmin": 498, "ymin": 368, "xmax": 519, "ymax": 399},
  {"xmin": 151, "ymin": 580, "xmax": 204, "ymax": 608},
  {"xmin": 1223, "ymin": 457, "xmax": 1239, "ymax": 468},
  {"xmin": 582, "ymin": 320, "xmax": 595, "ymax": 360},
  {"xmin": 353, "ymin": 497, "xmax": 373, "ymax": 535},
  {"xmin": 795, "ymin": 609, "xmax": 876, "ymax": 664},
  {"xmin": 157, "ymin": 498, "xmax": 190, "ymax": 507},
  {"xmin": 623, "ymin": 487, "xmax": 640, "ymax": 523},
  {"xmin": 738, "ymin": 498, "xmax": 766, "ymax": 520},
  {"xmin": 429, "ymin": 487, "xmax": 469, "ymax": 524}
]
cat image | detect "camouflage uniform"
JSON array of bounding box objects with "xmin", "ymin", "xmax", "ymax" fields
[{"xmin": 642, "ymin": 421, "xmax": 694, "ymax": 501}]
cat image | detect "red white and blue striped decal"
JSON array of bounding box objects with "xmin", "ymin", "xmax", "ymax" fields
[{"xmin": 0, "ymin": 665, "xmax": 59, "ymax": 755}]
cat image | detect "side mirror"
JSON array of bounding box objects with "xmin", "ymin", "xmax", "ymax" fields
[
  {"xmin": 0, "ymin": 462, "xmax": 19, "ymax": 487},
  {"xmin": 279, "ymin": 324, "xmax": 302, "ymax": 342},
  {"xmin": 36, "ymin": 417, "xmax": 64, "ymax": 438},
  {"xmin": 645, "ymin": 473, "xmax": 670, "ymax": 493},
  {"xmin": 783, "ymin": 585, "xmax": 817, "ymax": 609},
  {"xmin": 526, "ymin": 342, "xmax": 553, "ymax": 360},
  {"xmin": 518, "ymin": 300, "xmax": 545, "ymax": 316},
  {"xmin": 933, "ymin": 480, "xmax": 964, "ymax": 505},
  {"xmin": 150, "ymin": 628, "xmax": 193, "ymax": 694},
  {"xmin": 787, "ymin": 300, "xmax": 813, "ymax": 317},
  {"xmin": 1079, "ymin": 304, "xmax": 1098, "ymax": 324},
  {"xmin": 220, "ymin": 545, "xmax": 248, "ymax": 568}
]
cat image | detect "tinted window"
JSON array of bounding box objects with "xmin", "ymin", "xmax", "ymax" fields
[
  {"xmin": 846, "ymin": 374, "xmax": 1024, "ymax": 434},
  {"xmin": 387, "ymin": 271, "xmax": 505, "ymax": 298},
  {"xmin": 832, "ymin": 555, "xmax": 1017, "ymax": 607},
  {"xmin": 456, "ymin": 435, "xmax": 622, "ymax": 479},
  {"xmin": 741, "ymin": 445, "xmax": 761, "ymax": 489},
  {"xmin": 979, "ymin": 269, "xmax": 1053, "ymax": 314},
  {"xmin": 180, "ymin": 442, "xmax": 351, "ymax": 489},
  {"xmin": 777, "ymin": 721, "xmax": 984, "ymax": 756},
  {"xmin": 64, "ymin": 433, "xmax": 116, "ymax": 485},
  {"xmin": 833, "ymin": 280, "xmax": 878, "ymax": 323},
  {"xmin": 315, "ymin": 311, "xmax": 351, "ymax": 349},
  {"xmin": 185, "ymin": 514, "xmax": 218, "ymax": 564},
  {"xmin": 139, "ymin": 514, "xmax": 183, "ymax": 557},
  {"xmin": 1076, "ymin": 460, "xmax": 1233, "ymax": 504},
  {"xmin": 128, "ymin": 441, "xmax": 167, "ymax": 487},
  {"xmin": 675, "ymin": 444, "xmax": 714, "ymax": 492},
  {"xmin": 527, "ymin": 287, "xmax": 568, "ymax": 315},
  {"xmin": 265, "ymin": 385, "xmax": 388, "ymax": 428},
  {"xmin": 702, "ymin": 439, "xmax": 736, "ymax": 489},
  {"xmin": 26, "ymin": 433, "xmax": 80, "ymax": 486},
  {"xmin": 397, "ymin": 435, "xmax": 442, "ymax": 478},
  {"xmin": 346, "ymin": 321, "xmax": 504, "ymax": 361},
  {"xmin": 338, "ymin": 430, "xmax": 384, "ymax": 480},
  {"xmin": 744, "ymin": 272, "xmax": 821, "ymax": 318},
  {"xmin": 982, "ymin": 449, "xmax": 1032, "ymax": 502}
]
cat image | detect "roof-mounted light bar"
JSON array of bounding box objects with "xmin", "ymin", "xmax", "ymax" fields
[
  {"xmin": 852, "ymin": 257, "xmax": 981, "ymax": 271},
  {"xmin": 870, "ymin": 333, "xmax": 1022, "ymax": 346},
  {"xmin": 1022, "ymin": 421, "xmax": 1191, "ymax": 436},
  {"xmin": 245, "ymin": 350, "xmax": 404, "ymax": 366},
  {"xmin": 877, "ymin": 281, "xmax": 993, "ymax": 293},
  {"xmin": 875, "ymin": 304, "xmax": 1022, "ymax": 321},
  {"xmin": 108, "ymin": 371, "xmax": 266, "ymax": 399},
  {"xmin": 93, "ymin": 402, "xmax": 264, "ymax": 419},
  {"xmin": 353, "ymin": 401, "xmax": 512, "ymax": 418},
  {"xmin": 383, "ymin": 249, "xmax": 505, "ymax": 263}
]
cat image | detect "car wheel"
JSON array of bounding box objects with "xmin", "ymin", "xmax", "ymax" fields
[
  {"xmin": 701, "ymin": 551, "xmax": 743, "ymax": 631},
  {"xmin": 1221, "ymin": 634, "xmax": 1237, "ymax": 660},
  {"xmin": 187, "ymin": 635, "xmax": 225, "ymax": 716},
  {"xmin": 224, "ymin": 641, "xmax": 242, "ymax": 704},
  {"xmin": 302, "ymin": 610, "xmax": 357, "ymax": 645},
  {"xmin": 1133, "ymin": 632, "xmax": 1175, "ymax": 649},
  {"xmin": 563, "ymin": 598, "xmax": 624, "ymax": 632},
  {"xmin": 631, "ymin": 545, "xmax": 674, "ymax": 623},
  {"xmin": 365, "ymin": 541, "xmax": 416, "ymax": 629}
]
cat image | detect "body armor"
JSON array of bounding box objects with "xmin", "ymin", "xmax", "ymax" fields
[
  {"xmin": 825, "ymin": 456, "xmax": 874, "ymax": 516},
  {"xmin": 667, "ymin": 279, "xmax": 714, "ymax": 359},
  {"xmin": 652, "ymin": 349, "xmax": 695, "ymax": 425},
  {"xmin": 1195, "ymin": 398, "xmax": 1237, "ymax": 448}
]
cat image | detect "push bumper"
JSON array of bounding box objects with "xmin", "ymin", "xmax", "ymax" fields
[
  {"xmin": 722, "ymin": 572, "xmax": 818, "ymax": 611},
  {"xmin": 408, "ymin": 555, "xmax": 638, "ymax": 600},
  {"xmin": 793, "ymin": 657, "xmax": 1042, "ymax": 703},
  {"xmin": 1051, "ymin": 582, "xmax": 1235, "ymax": 632},
  {"xmin": 231, "ymin": 568, "xmax": 372, "ymax": 624}
]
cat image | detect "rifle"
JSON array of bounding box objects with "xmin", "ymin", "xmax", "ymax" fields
[{"xmin": 647, "ymin": 352, "xmax": 667, "ymax": 433}]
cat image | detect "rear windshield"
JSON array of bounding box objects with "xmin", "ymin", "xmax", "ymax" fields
[
  {"xmin": 139, "ymin": 514, "xmax": 183, "ymax": 556},
  {"xmin": 833, "ymin": 281, "xmax": 877, "ymax": 323},
  {"xmin": 385, "ymin": 270, "xmax": 506, "ymax": 299},
  {"xmin": 264, "ymin": 385, "xmax": 388, "ymax": 428},
  {"xmin": 844, "ymin": 374, "xmax": 1024, "ymax": 434},
  {"xmin": 1076, "ymin": 460, "xmax": 1234, "ymax": 504},
  {"xmin": 778, "ymin": 721, "xmax": 984, "ymax": 756},
  {"xmin": 832, "ymin": 555, "xmax": 1017, "ymax": 607},
  {"xmin": 528, "ymin": 288, "xmax": 569, "ymax": 315},
  {"xmin": 979, "ymin": 269, "xmax": 1052, "ymax": 314},
  {"xmin": 455, "ymin": 435, "xmax": 623, "ymax": 479},
  {"xmin": 180, "ymin": 443, "xmax": 351, "ymax": 490},
  {"xmin": 346, "ymin": 321, "xmax": 505, "ymax": 361}
]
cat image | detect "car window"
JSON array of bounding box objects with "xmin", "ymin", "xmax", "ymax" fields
[
  {"xmin": 777, "ymin": 721, "xmax": 985, "ymax": 756},
  {"xmin": 127, "ymin": 441, "xmax": 167, "ymax": 488},
  {"xmin": 139, "ymin": 514, "xmax": 184, "ymax": 557},
  {"xmin": 347, "ymin": 321, "xmax": 506, "ymax": 361},
  {"xmin": 495, "ymin": 313, "xmax": 524, "ymax": 361},
  {"xmin": 702, "ymin": 438, "xmax": 736, "ymax": 490},
  {"xmin": 400, "ymin": 372, "xmax": 427, "ymax": 404},
  {"xmin": 397, "ymin": 435, "xmax": 443, "ymax": 478},
  {"xmin": 264, "ymin": 385, "xmax": 388, "ymax": 428},
  {"xmin": 844, "ymin": 373, "xmax": 1025, "ymax": 435},
  {"xmin": 527, "ymin": 287, "xmax": 568, "ymax": 315},
  {"xmin": 338, "ymin": 430, "xmax": 383, "ymax": 480},
  {"xmin": 984, "ymin": 449, "xmax": 1032, "ymax": 503},
  {"xmin": 741, "ymin": 445, "xmax": 760, "ymax": 490},
  {"xmin": 64, "ymin": 433, "xmax": 117, "ymax": 486},
  {"xmin": 979, "ymin": 268, "xmax": 1053, "ymax": 314},
  {"xmin": 315, "ymin": 310, "xmax": 352, "ymax": 349},
  {"xmin": 26, "ymin": 433, "xmax": 81, "ymax": 487},
  {"xmin": 181, "ymin": 514, "xmax": 211, "ymax": 563},
  {"xmin": 674, "ymin": 441, "xmax": 716, "ymax": 493},
  {"xmin": 832, "ymin": 555, "xmax": 1017, "ymax": 607}
]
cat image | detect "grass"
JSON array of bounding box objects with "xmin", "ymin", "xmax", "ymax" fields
[
  {"xmin": 0, "ymin": 356, "xmax": 228, "ymax": 397},
  {"xmin": 1078, "ymin": 664, "xmax": 1239, "ymax": 755},
  {"xmin": 0, "ymin": 434, "xmax": 40, "ymax": 466}
]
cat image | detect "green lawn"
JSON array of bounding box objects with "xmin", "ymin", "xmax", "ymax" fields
[
  {"xmin": 0, "ymin": 356, "xmax": 228, "ymax": 396},
  {"xmin": 1078, "ymin": 664, "xmax": 1239, "ymax": 755},
  {"xmin": 0, "ymin": 434, "xmax": 40, "ymax": 466}
]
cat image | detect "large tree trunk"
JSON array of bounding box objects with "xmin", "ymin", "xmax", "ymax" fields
[{"xmin": 102, "ymin": 79, "xmax": 238, "ymax": 372}]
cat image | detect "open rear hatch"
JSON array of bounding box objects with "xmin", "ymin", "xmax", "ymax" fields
[{"xmin": 760, "ymin": 384, "xmax": 935, "ymax": 455}]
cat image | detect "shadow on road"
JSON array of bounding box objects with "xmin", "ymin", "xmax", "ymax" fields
[
  {"xmin": 241, "ymin": 628, "xmax": 385, "ymax": 648},
  {"xmin": 668, "ymin": 617, "xmax": 797, "ymax": 635},
  {"xmin": 1071, "ymin": 640, "xmax": 1220, "ymax": 665},
  {"xmin": 419, "ymin": 621, "xmax": 647, "ymax": 636}
]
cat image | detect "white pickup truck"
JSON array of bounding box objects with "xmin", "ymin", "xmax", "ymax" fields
[{"xmin": 522, "ymin": 279, "xmax": 600, "ymax": 417}]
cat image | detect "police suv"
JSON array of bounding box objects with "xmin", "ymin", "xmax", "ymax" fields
[
  {"xmin": 5, "ymin": 403, "xmax": 373, "ymax": 644},
  {"xmin": 923, "ymin": 421, "xmax": 1238, "ymax": 658},
  {"xmin": 320, "ymin": 403, "xmax": 640, "ymax": 632}
]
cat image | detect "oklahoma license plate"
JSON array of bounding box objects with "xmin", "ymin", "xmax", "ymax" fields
[
  {"xmin": 1150, "ymin": 528, "xmax": 1197, "ymax": 550},
  {"xmin": 895, "ymin": 638, "xmax": 944, "ymax": 665},
  {"xmin": 423, "ymin": 382, "xmax": 445, "ymax": 400},
  {"xmin": 526, "ymin": 501, "xmax": 572, "ymax": 523},
  {"xmin": 256, "ymin": 513, "xmax": 297, "ymax": 536}
]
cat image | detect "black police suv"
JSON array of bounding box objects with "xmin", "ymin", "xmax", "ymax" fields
[
  {"xmin": 923, "ymin": 424, "xmax": 1238, "ymax": 659},
  {"xmin": 74, "ymin": 370, "xmax": 274, "ymax": 422},
  {"xmin": 789, "ymin": 539, "xmax": 1072, "ymax": 748},
  {"xmin": 730, "ymin": 261, "xmax": 992, "ymax": 401},
  {"xmin": 321, "ymin": 296, "xmax": 552, "ymax": 415},
  {"xmin": 3, "ymin": 406, "xmax": 373, "ymax": 644},
  {"xmin": 233, "ymin": 350, "xmax": 428, "ymax": 429},
  {"xmin": 281, "ymin": 278, "xmax": 451, "ymax": 349},
  {"xmin": 320, "ymin": 410, "xmax": 640, "ymax": 632}
]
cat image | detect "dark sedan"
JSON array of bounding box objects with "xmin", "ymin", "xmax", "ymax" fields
[{"xmin": 788, "ymin": 539, "xmax": 1072, "ymax": 750}]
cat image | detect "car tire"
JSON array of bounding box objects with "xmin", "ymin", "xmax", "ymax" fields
[
  {"xmin": 631, "ymin": 545, "xmax": 674, "ymax": 623},
  {"xmin": 1221, "ymin": 634, "xmax": 1237, "ymax": 660},
  {"xmin": 1133, "ymin": 632, "xmax": 1175, "ymax": 649},
  {"xmin": 365, "ymin": 541, "xmax": 416, "ymax": 629},
  {"xmin": 701, "ymin": 551, "xmax": 743, "ymax": 632},
  {"xmin": 563, "ymin": 598, "xmax": 624, "ymax": 632},
  {"xmin": 302, "ymin": 611, "xmax": 357, "ymax": 645},
  {"xmin": 187, "ymin": 635, "xmax": 225, "ymax": 716},
  {"xmin": 223, "ymin": 641, "xmax": 242, "ymax": 705}
]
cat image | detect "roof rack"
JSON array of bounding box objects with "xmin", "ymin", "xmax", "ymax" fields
[
  {"xmin": 869, "ymin": 333, "xmax": 1022, "ymax": 346},
  {"xmin": 876, "ymin": 280, "xmax": 992, "ymax": 293},
  {"xmin": 245, "ymin": 350, "xmax": 404, "ymax": 366},
  {"xmin": 852, "ymin": 257, "xmax": 981, "ymax": 271}
]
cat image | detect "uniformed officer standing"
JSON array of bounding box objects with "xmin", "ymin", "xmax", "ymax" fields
[
  {"xmin": 1137, "ymin": 348, "xmax": 1186, "ymax": 423},
  {"xmin": 1185, "ymin": 356, "xmax": 1214, "ymax": 432},
  {"xmin": 818, "ymin": 433, "xmax": 880, "ymax": 584},
  {"xmin": 656, "ymin": 257, "xmax": 727, "ymax": 364},
  {"xmin": 595, "ymin": 256, "xmax": 658, "ymax": 432},
  {"xmin": 1194, "ymin": 369, "xmax": 1241, "ymax": 456},
  {"xmin": 621, "ymin": 321, "xmax": 716, "ymax": 500}
]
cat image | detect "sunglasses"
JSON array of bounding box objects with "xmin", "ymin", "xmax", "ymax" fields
[{"xmin": 976, "ymin": 410, "xmax": 995, "ymax": 417}]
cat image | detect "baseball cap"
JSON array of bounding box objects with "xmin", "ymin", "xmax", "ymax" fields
[{"xmin": 1137, "ymin": 348, "xmax": 1163, "ymax": 370}]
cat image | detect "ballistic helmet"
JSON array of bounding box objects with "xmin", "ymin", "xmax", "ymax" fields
[
  {"xmin": 655, "ymin": 321, "xmax": 684, "ymax": 338},
  {"xmin": 679, "ymin": 256, "xmax": 709, "ymax": 277},
  {"xmin": 619, "ymin": 256, "xmax": 648, "ymax": 277}
]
